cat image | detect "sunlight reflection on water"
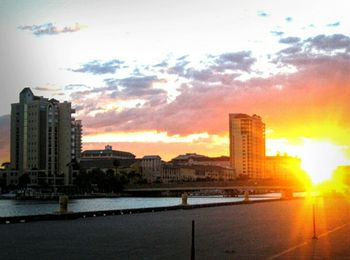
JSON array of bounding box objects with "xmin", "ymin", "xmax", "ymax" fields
[{"xmin": 0, "ymin": 194, "xmax": 281, "ymax": 217}]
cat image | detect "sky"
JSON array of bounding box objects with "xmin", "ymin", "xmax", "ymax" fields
[{"xmin": 0, "ymin": 0, "xmax": 350, "ymax": 164}]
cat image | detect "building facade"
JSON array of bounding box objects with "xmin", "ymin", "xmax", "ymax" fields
[
  {"xmin": 172, "ymin": 154, "xmax": 231, "ymax": 169},
  {"xmin": 229, "ymin": 113, "xmax": 265, "ymax": 179},
  {"xmin": 161, "ymin": 163, "xmax": 234, "ymax": 183},
  {"xmin": 72, "ymin": 120, "xmax": 83, "ymax": 162},
  {"xmin": 80, "ymin": 146, "xmax": 138, "ymax": 175},
  {"xmin": 141, "ymin": 155, "xmax": 162, "ymax": 182},
  {"xmin": 265, "ymin": 154, "xmax": 302, "ymax": 181},
  {"xmin": 81, "ymin": 145, "xmax": 136, "ymax": 160},
  {"xmin": 10, "ymin": 88, "xmax": 82, "ymax": 186}
]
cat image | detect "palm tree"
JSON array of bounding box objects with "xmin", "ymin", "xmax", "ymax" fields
[{"xmin": 113, "ymin": 159, "xmax": 120, "ymax": 175}]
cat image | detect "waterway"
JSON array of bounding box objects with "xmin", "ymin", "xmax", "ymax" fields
[{"xmin": 0, "ymin": 194, "xmax": 281, "ymax": 217}]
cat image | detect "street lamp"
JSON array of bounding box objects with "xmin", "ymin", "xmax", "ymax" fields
[{"xmin": 312, "ymin": 194, "xmax": 318, "ymax": 240}]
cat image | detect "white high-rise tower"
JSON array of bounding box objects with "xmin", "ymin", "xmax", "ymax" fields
[{"xmin": 229, "ymin": 113, "xmax": 265, "ymax": 179}]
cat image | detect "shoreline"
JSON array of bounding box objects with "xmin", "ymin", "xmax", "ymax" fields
[
  {"xmin": 0, "ymin": 193, "xmax": 124, "ymax": 201},
  {"xmin": 0, "ymin": 197, "xmax": 299, "ymax": 225}
]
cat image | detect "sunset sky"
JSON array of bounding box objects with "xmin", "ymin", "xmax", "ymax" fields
[{"xmin": 0, "ymin": 0, "xmax": 349, "ymax": 166}]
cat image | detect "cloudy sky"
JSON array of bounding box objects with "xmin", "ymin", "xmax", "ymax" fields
[{"xmin": 0, "ymin": 0, "xmax": 350, "ymax": 164}]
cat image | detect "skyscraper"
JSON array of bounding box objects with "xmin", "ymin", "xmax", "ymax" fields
[
  {"xmin": 229, "ymin": 113, "xmax": 265, "ymax": 179},
  {"xmin": 10, "ymin": 88, "xmax": 82, "ymax": 186}
]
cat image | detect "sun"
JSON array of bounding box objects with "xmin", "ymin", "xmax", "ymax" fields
[{"xmin": 298, "ymin": 139, "xmax": 349, "ymax": 184}]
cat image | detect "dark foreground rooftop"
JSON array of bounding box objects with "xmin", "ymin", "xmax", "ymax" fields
[{"xmin": 0, "ymin": 196, "xmax": 349, "ymax": 259}]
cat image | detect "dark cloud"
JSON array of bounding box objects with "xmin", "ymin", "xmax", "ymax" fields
[
  {"xmin": 108, "ymin": 51, "xmax": 347, "ymax": 137},
  {"xmin": 211, "ymin": 51, "xmax": 256, "ymax": 72},
  {"xmin": 273, "ymin": 35, "xmax": 350, "ymax": 94},
  {"xmin": 132, "ymin": 68, "xmax": 144, "ymax": 76},
  {"xmin": 0, "ymin": 115, "xmax": 10, "ymax": 164},
  {"xmin": 184, "ymin": 68, "xmax": 239, "ymax": 84},
  {"xmin": 119, "ymin": 76, "xmax": 160, "ymax": 89},
  {"xmin": 18, "ymin": 23, "xmax": 84, "ymax": 36},
  {"xmin": 177, "ymin": 55, "xmax": 188, "ymax": 61},
  {"xmin": 70, "ymin": 59, "xmax": 124, "ymax": 75},
  {"xmin": 305, "ymin": 34, "xmax": 350, "ymax": 51},
  {"xmin": 67, "ymin": 35, "xmax": 350, "ymax": 139},
  {"xmin": 165, "ymin": 51, "xmax": 255, "ymax": 83},
  {"xmin": 34, "ymin": 86, "xmax": 61, "ymax": 92},
  {"xmin": 279, "ymin": 37, "xmax": 301, "ymax": 44},
  {"xmin": 82, "ymin": 48, "xmax": 350, "ymax": 135},
  {"xmin": 280, "ymin": 52, "xmax": 350, "ymax": 77},
  {"xmin": 153, "ymin": 61, "xmax": 169, "ymax": 68},
  {"xmin": 69, "ymin": 75, "xmax": 168, "ymax": 117},
  {"xmin": 276, "ymin": 34, "xmax": 350, "ymax": 64},
  {"xmin": 257, "ymin": 11, "xmax": 269, "ymax": 17},
  {"xmin": 107, "ymin": 76, "xmax": 168, "ymax": 98},
  {"xmin": 285, "ymin": 17, "xmax": 293, "ymax": 22},
  {"xmin": 326, "ymin": 22, "xmax": 340, "ymax": 27},
  {"xmin": 278, "ymin": 46, "xmax": 302, "ymax": 55},
  {"xmin": 185, "ymin": 69, "xmax": 214, "ymax": 81},
  {"xmin": 103, "ymin": 78, "xmax": 119, "ymax": 89},
  {"xmin": 167, "ymin": 59, "xmax": 190, "ymax": 76},
  {"xmin": 64, "ymin": 84, "xmax": 91, "ymax": 91},
  {"xmin": 271, "ymin": 31, "xmax": 284, "ymax": 36}
]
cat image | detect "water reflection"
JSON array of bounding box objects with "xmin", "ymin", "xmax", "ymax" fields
[{"xmin": 0, "ymin": 194, "xmax": 280, "ymax": 217}]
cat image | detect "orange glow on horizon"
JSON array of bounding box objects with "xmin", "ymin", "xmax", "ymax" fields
[
  {"xmin": 298, "ymin": 140, "xmax": 350, "ymax": 185},
  {"xmin": 83, "ymin": 131, "xmax": 213, "ymax": 144},
  {"xmin": 82, "ymin": 130, "xmax": 350, "ymax": 167}
]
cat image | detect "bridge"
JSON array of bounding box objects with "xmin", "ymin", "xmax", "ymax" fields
[
  {"xmin": 124, "ymin": 182, "xmax": 302, "ymax": 196},
  {"xmin": 124, "ymin": 186, "xmax": 296, "ymax": 192}
]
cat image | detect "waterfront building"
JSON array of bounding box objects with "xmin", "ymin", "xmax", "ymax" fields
[
  {"xmin": 187, "ymin": 165, "xmax": 235, "ymax": 181},
  {"xmin": 9, "ymin": 88, "xmax": 82, "ymax": 187},
  {"xmin": 229, "ymin": 113, "xmax": 265, "ymax": 179},
  {"xmin": 81, "ymin": 145, "xmax": 136, "ymax": 160},
  {"xmin": 161, "ymin": 163, "xmax": 235, "ymax": 183},
  {"xmin": 189, "ymin": 156, "xmax": 231, "ymax": 168},
  {"xmin": 171, "ymin": 153, "xmax": 207, "ymax": 164},
  {"xmin": 172, "ymin": 154, "xmax": 231, "ymax": 168},
  {"xmin": 79, "ymin": 158, "xmax": 140, "ymax": 175},
  {"xmin": 161, "ymin": 164, "xmax": 195, "ymax": 183},
  {"xmin": 141, "ymin": 155, "xmax": 162, "ymax": 182},
  {"xmin": 80, "ymin": 146, "xmax": 138, "ymax": 175},
  {"xmin": 265, "ymin": 154, "xmax": 303, "ymax": 181}
]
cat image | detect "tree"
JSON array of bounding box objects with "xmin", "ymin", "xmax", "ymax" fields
[
  {"xmin": 74, "ymin": 170, "xmax": 92, "ymax": 193},
  {"xmin": 75, "ymin": 167, "xmax": 130, "ymax": 194},
  {"xmin": 18, "ymin": 173, "xmax": 30, "ymax": 191},
  {"xmin": 69, "ymin": 158, "xmax": 80, "ymax": 171},
  {"xmin": 106, "ymin": 169, "xmax": 115, "ymax": 177},
  {"xmin": 1, "ymin": 162, "xmax": 10, "ymax": 168},
  {"xmin": 113, "ymin": 159, "xmax": 120, "ymax": 174}
]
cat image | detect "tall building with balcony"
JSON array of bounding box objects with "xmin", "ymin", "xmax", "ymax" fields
[
  {"xmin": 229, "ymin": 113, "xmax": 265, "ymax": 179},
  {"xmin": 10, "ymin": 88, "xmax": 82, "ymax": 186}
]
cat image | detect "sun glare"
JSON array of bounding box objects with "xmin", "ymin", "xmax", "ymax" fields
[{"xmin": 299, "ymin": 139, "xmax": 349, "ymax": 185}]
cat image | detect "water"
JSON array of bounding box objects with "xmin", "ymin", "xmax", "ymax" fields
[{"xmin": 0, "ymin": 194, "xmax": 281, "ymax": 217}]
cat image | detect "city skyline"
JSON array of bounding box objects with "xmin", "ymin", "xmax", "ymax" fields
[{"xmin": 1, "ymin": 0, "xmax": 350, "ymax": 173}]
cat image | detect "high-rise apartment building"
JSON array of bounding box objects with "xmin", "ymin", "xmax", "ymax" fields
[
  {"xmin": 229, "ymin": 113, "xmax": 265, "ymax": 179},
  {"xmin": 72, "ymin": 120, "xmax": 83, "ymax": 162},
  {"xmin": 10, "ymin": 88, "xmax": 82, "ymax": 186}
]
